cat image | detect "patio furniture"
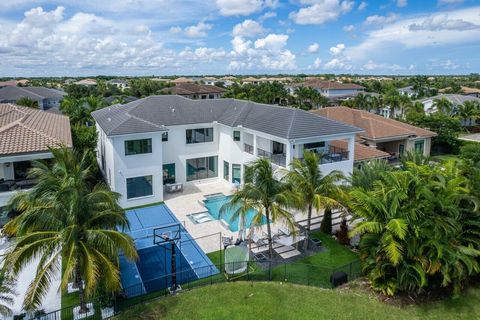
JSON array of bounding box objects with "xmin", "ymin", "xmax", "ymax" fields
[
  {"xmin": 310, "ymin": 238, "xmax": 322, "ymax": 247},
  {"xmin": 222, "ymin": 236, "xmax": 233, "ymax": 249},
  {"xmin": 165, "ymin": 182, "xmax": 183, "ymax": 193}
]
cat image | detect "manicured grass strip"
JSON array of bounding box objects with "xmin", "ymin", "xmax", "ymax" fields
[{"xmin": 114, "ymin": 281, "xmax": 480, "ymax": 320}]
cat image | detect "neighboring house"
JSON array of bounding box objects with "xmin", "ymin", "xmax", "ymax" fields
[
  {"xmin": 302, "ymin": 80, "xmax": 365, "ymax": 98},
  {"xmin": 161, "ymin": 83, "xmax": 226, "ymax": 99},
  {"xmin": 461, "ymin": 87, "xmax": 480, "ymax": 98},
  {"xmin": 241, "ymin": 77, "xmax": 260, "ymax": 85},
  {"xmin": 397, "ymin": 86, "xmax": 416, "ymax": 98},
  {"xmin": 0, "ymin": 86, "xmax": 66, "ymax": 111},
  {"xmin": 74, "ymin": 78, "xmax": 97, "ymax": 86},
  {"xmin": 91, "ymin": 95, "xmax": 361, "ymax": 208},
  {"xmin": 108, "ymin": 79, "xmax": 130, "ymax": 90},
  {"xmin": 104, "ymin": 95, "xmax": 138, "ymax": 105},
  {"xmin": 417, "ymin": 94, "xmax": 480, "ymax": 114},
  {"xmin": 0, "ymin": 103, "xmax": 72, "ymax": 209},
  {"xmin": 315, "ymin": 107, "xmax": 436, "ymax": 159},
  {"xmin": 0, "ymin": 79, "xmax": 29, "ymax": 88},
  {"xmin": 171, "ymin": 77, "xmax": 194, "ymax": 84}
]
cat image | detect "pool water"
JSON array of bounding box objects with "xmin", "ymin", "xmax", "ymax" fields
[{"xmin": 203, "ymin": 195, "xmax": 267, "ymax": 232}]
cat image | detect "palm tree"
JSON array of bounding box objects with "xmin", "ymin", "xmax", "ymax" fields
[
  {"xmin": 3, "ymin": 148, "xmax": 137, "ymax": 312},
  {"xmin": 220, "ymin": 158, "xmax": 296, "ymax": 259},
  {"xmin": 16, "ymin": 97, "xmax": 39, "ymax": 109},
  {"xmin": 456, "ymin": 101, "xmax": 479, "ymax": 127},
  {"xmin": 284, "ymin": 150, "xmax": 345, "ymax": 249},
  {"xmin": 0, "ymin": 272, "xmax": 15, "ymax": 317},
  {"xmin": 349, "ymin": 159, "xmax": 391, "ymax": 191},
  {"xmin": 433, "ymin": 97, "xmax": 454, "ymax": 115}
]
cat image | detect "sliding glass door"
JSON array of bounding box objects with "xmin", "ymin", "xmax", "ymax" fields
[{"xmin": 186, "ymin": 156, "xmax": 218, "ymax": 181}]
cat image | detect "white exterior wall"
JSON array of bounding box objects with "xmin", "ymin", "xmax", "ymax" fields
[
  {"xmin": 162, "ymin": 123, "xmax": 220, "ymax": 184},
  {"xmin": 315, "ymin": 88, "xmax": 362, "ymax": 98},
  {"xmin": 95, "ymin": 122, "xmax": 357, "ymax": 208},
  {"xmin": 111, "ymin": 132, "xmax": 164, "ymax": 208}
]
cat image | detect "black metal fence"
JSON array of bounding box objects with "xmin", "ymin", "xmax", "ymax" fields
[{"xmin": 36, "ymin": 258, "xmax": 361, "ymax": 320}]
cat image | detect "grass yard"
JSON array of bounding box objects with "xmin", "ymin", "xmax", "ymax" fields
[
  {"xmin": 432, "ymin": 154, "xmax": 461, "ymax": 163},
  {"xmin": 114, "ymin": 281, "xmax": 480, "ymax": 320}
]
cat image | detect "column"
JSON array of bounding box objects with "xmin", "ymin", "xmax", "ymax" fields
[
  {"xmin": 253, "ymin": 134, "xmax": 258, "ymax": 156},
  {"xmin": 347, "ymin": 136, "xmax": 355, "ymax": 161}
]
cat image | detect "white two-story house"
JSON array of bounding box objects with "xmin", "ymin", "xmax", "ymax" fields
[{"xmin": 92, "ymin": 95, "xmax": 362, "ymax": 208}]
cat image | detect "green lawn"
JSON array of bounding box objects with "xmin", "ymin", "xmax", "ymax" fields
[
  {"xmin": 432, "ymin": 154, "xmax": 461, "ymax": 163},
  {"xmin": 114, "ymin": 282, "xmax": 480, "ymax": 320}
]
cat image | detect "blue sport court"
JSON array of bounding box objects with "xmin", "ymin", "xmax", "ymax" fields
[{"xmin": 119, "ymin": 204, "xmax": 219, "ymax": 297}]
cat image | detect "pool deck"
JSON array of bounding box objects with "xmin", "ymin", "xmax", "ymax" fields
[
  {"xmin": 164, "ymin": 180, "xmax": 336, "ymax": 255},
  {"xmin": 165, "ymin": 181, "xmax": 236, "ymax": 253}
]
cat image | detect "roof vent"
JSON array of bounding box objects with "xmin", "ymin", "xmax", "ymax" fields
[
  {"xmin": 171, "ymin": 108, "xmax": 175, "ymax": 113},
  {"xmin": 107, "ymin": 117, "xmax": 111, "ymax": 122}
]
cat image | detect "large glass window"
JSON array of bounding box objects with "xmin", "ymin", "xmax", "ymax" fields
[
  {"xmin": 304, "ymin": 141, "xmax": 325, "ymax": 150},
  {"xmin": 414, "ymin": 140, "xmax": 425, "ymax": 154},
  {"xmin": 186, "ymin": 156, "xmax": 218, "ymax": 181},
  {"xmin": 272, "ymin": 141, "xmax": 285, "ymax": 155},
  {"xmin": 14, "ymin": 161, "xmax": 31, "ymax": 180},
  {"xmin": 163, "ymin": 163, "xmax": 175, "ymax": 184},
  {"xmin": 186, "ymin": 128, "xmax": 214, "ymax": 144},
  {"xmin": 399, "ymin": 144, "xmax": 405, "ymax": 156},
  {"xmin": 162, "ymin": 132, "xmax": 168, "ymax": 142},
  {"xmin": 126, "ymin": 175, "xmax": 153, "ymax": 199},
  {"xmin": 223, "ymin": 161, "xmax": 229, "ymax": 181},
  {"xmin": 232, "ymin": 164, "xmax": 241, "ymax": 184},
  {"xmin": 125, "ymin": 139, "xmax": 152, "ymax": 155}
]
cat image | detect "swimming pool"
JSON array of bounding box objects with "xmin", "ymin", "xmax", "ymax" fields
[
  {"xmin": 119, "ymin": 204, "xmax": 219, "ymax": 297},
  {"xmin": 203, "ymin": 194, "xmax": 267, "ymax": 232}
]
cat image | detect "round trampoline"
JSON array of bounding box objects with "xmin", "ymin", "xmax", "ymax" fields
[{"xmin": 224, "ymin": 244, "xmax": 249, "ymax": 275}]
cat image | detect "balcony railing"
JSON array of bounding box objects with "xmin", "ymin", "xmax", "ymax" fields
[
  {"xmin": 0, "ymin": 179, "xmax": 36, "ymax": 193},
  {"xmin": 244, "ymin": 143, "xmax": 254, "ymax": 155},
  {"xmin": 296, "ymin": 145, "xmax": 349, "ymax": 164},
  {"xmin": 257, "ymin": 148, "xmax": 287, "ymax": 167}
]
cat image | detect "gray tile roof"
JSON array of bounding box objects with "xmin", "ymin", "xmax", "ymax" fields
[
  {"xmin": 0, "ymin": 86, "xmax": 66, "ymax": 101},
  {"xmin": 417, "ymin": 94, "xmax": 480, "ymax": 105},
  {"xmin": 92, "ymin": 95, "xmax": 362, "ymax": 139}
]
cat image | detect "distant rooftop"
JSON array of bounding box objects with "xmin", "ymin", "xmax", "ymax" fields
[
  {"xmin": 304, "ymin": 80, "xmax": 364, "ymax": 90},
  {"xmin": 92, "ymin": 95, "xmax": 362, "ymax": 139},
  {"xmin": 417, "ymin": 94, "xmax": 480, "ymax": 105},
  {"xmin": 314, "ymin": 107, "xmax": 436, "ymax": 141},
  {"xmin": 0, "ymin": 86, "xmax": 66, "ymax": 102},
  {"xmin": 0, "ymin": 103, "xmax": 72, "ymax": 156},
  {"xmin": 161, "ymin": 83, "xmax": 226, "ymax": 95}
]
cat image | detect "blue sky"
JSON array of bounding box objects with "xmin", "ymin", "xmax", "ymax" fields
[{"xmin": 0, "ymin": 0, "xmax": 479, "ymax": 76}]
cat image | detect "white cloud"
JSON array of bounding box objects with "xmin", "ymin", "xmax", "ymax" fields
[
  {"xmin": 184, "ymin": 21, "xmax": 213, "ymax": 38},
  {"xmin": 259, "ymin": 11, "xmax": 277, "ymax": 21},
  {"xmin": 215, "ymin": 0, "xmax": 277, "ymax": 16},
  {"xmin": 179, "ymin": 46, "xmax": 227, "ymax": 62},
  {"xmin": 324, "ymin": 58, "xmax": 351, "ymax": 70},
  {"xmin": 438, "ymin": 0, "xmax": 464, "ymax": 5},
  {"xmin": 329, "ymin": 43, "xmax": 345, "ymax": 55},
  {"xmin": 309, "ymin": 57, "xmax": 322, "ymax": 69},
  {"xmin": 169, "ymin": 26, "xmax": 182, "ymax": 34},
  {"xmin": 358, "ymin": 1, "xmax": 367, "ymax": 11},
  {"xmin": 364, "ymin": 13, "xmax": 398, "ymax": 26},
  {"xmin": 409, "ymin": 15, "xmax": 480, "ymax": 31},
  {"xmin": 347, "ymin": 7, "xmax": 480, "ymax": 61},
  {"xmin": 363, "ymin": 60, "xmax": 404, "ymax": 71},
  {"xmin": 289, "ymin": 0, "xmax": 354, "ymax": 25},
  {"xmin": 397, "ymin": 0, "xmax": 408, "ymax": 7},
  {"xmin": 254, "ymin": 33, "xmax": 289, "ymax": 52},
  {"xmin": 232, "ymin": 19, "xmax": 264, "ymax": 37},
  {"xmin": 343, "ymin": 24, "xmax": 355, "ymax": 32},
  {"xmin": 229, "ymin": 33, "xmax": 296, "ymax": 70},
  {"xmin": 308, "ymin": 42, "xmax": 320, "ymax": 53}
]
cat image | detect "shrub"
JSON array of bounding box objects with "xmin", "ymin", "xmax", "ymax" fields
[{"xmin": 320, "ymin": 208, "xmax": 332, "ymax": 235}]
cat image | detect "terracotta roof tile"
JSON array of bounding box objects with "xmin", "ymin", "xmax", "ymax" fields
[
  {"xmin": 314, "ymin": 107, "xmax": 436, "ymax": 140},
  {"xmin": 330, "ymin": 140, "xmax": 390, "ymax": 162},
  {"xmin": 0, "ymin": 103, "xmax": 72, "ymax": 156}
]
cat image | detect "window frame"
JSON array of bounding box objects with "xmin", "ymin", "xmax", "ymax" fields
[
  {"xmin": 162, "ymin": 132, "xmax": 168, "ymax": 142},
  {"xmin": 186, "ymin": 127, "xmax": 214, "ymax": 144},
  {"xmin": 126, "ymin": 175, "xmax": 153, "ymax": 199},
  {"xmin": 125, "ymin": 138, "xmax": 152, "ymax": 156},
  {"xmin": 233, "ymin": 130, "xmax": 241, "ymax": 142}
]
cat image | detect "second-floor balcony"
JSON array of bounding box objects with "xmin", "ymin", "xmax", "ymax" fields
[
  {"xmin": 257, "ymin": 148, "xmax": 287, "ymax": 167},
  {"xmin": 296, "ymin": 145, "xmax": 349, "ymax": 164},
  {"xmin": 244, "ymin": 143, "xmax": 254, "ymax": 155}
]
